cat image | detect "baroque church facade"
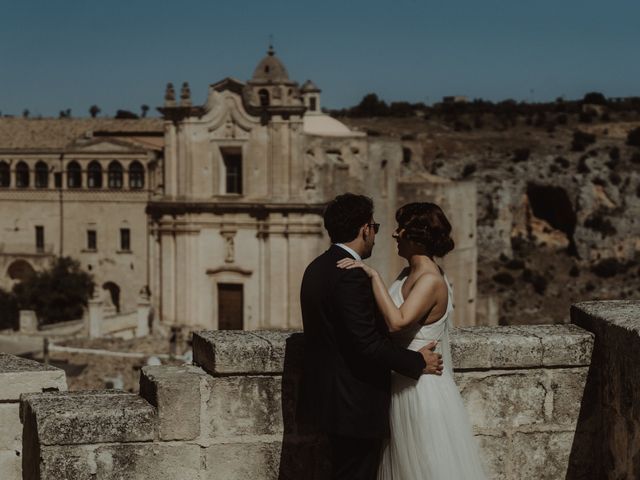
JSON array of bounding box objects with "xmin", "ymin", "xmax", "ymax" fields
[{"xmin": 0, "ymin": 48, "xmax": 477, "ymax": 331}]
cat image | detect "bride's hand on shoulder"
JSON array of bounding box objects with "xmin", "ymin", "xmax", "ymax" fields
[{"xmin": 336, "ymin": 258, "xmax": 378, "ymax": 278}]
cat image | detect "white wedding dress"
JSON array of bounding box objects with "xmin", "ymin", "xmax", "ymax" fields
[{"xmin": 378, "ymin": 273, "xmax": 488, "ymax": 479}]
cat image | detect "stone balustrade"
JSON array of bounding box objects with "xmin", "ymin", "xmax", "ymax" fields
[{"xmin": 10, "ymin": 301, "xmax": 640, "ymax": 479}]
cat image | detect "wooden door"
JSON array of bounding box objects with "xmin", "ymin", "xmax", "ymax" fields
[{"xmin": 218, "ymin": 283, "xmax": 243, "ymax": 330}]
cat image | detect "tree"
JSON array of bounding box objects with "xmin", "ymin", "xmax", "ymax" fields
[
  {"xmin": 140, "ymin": 104, "xmax": 149, "ymax": 118},
  {"xmin": 115, "ymin": 109, "xmax": 139, "ymax": 119},
  {"xmin": 582, "ymin": 92, "xmax": 607, "ymax": 105},
  {"xmin": 22, "ymin": 109, "xmax": 30, "ymax": 118},
  {"xmin": 627, "ymin": 127, "xmax": 640, "ymax": 147},
  {"xmin": 350, "ymin": 93, "xmax": 389, "ymax": 117},
  {"xmin": 89, "ymin": 105, "xmax": 101, "ymax": 118},
  {"xmin": 12, "ymin": 257, "xmax": 94, "ymax": 325},
  {"xmin": 0, "ymin": 288, "xmax": 19, "ymax": 330}
]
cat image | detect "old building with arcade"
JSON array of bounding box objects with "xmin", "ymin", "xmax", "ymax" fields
[{"xmin": 0, "ymin": 48, "xmax": 477, "ymax": 332}]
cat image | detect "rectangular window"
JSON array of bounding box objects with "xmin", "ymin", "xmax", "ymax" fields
[
  {"xmin": 35, "ymin": 226, "xmax": 44, "ymax": 253},
  {"xmin": 217, "ymin": 283, "xmax": 243, "ymax": 330},
  {"xmin": 87, "ymin": 230, "xmax": 97, "ymax": 250},
  {"xmin": 222, "ymin": 150, "xmax": 242, "ymax": 194},
  {"xmin": 120, "ymin": 228, "xmax": 130, "ymax": 251},
  {"xmin": 309, "ymin": 97, "xmax": 317, "ymax": 112}
]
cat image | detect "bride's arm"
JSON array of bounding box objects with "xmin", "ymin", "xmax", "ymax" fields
[{"xmin": 337, "ymin": 259, "xmax": 440, "ymax": 332}]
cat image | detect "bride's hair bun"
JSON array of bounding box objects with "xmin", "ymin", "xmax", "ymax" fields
[{"xmin": 395, "ymin": 202, "xmax": 455, "ymax": 257}]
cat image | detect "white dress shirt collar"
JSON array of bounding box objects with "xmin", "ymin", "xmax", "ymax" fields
[{"xmin": 335, "ymin": 243, "xmax": 362, "ymax": 261}]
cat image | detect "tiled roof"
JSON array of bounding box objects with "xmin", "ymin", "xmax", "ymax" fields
[{"xmin": 0, "ymin": 118, "xmax": 164, "ymax": 151}]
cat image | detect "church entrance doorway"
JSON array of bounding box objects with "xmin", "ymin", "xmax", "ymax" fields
[{"xmin": 218, "ymin": 283, "xmax": 243, "ymax": 330}]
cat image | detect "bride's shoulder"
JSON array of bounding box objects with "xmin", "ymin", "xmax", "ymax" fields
[
  {"xmin": 394, "ymin": 267, "xmax": 410, "ymax": 282},
  {"xmin": 412, "ymin": 270, "xmax": 447, "ymax": 294}
]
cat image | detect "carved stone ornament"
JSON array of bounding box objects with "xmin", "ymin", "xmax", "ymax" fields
[{"xmin": 220, "ymin": 229, "xmax": 237, "ymax": 263}]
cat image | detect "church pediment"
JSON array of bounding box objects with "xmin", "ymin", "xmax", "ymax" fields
[
  {"xmin": 211, "ymin": 77, "xmax": 246, "ymax": 96},
  {"xmin": 68, "ymin": 137, "xmax": 147, "ymax": 153},
  {"xmin": 202, "ymin": 88, "xmax": 259, "ymax": 139}
]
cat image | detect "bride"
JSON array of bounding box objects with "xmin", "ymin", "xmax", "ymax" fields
[{"xmin": 337, "ymin": 202, "xmax": 487, "ymax": 479}]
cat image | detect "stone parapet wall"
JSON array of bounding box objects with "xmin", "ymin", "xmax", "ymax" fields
[
  {"xmin": 18, "ymin": 324, "xmax": 597, "ymax": 479},
  {"xmin": 0, "ymin": 354, "xmax": 66, "ymax": 480},
  {"xmin": 192, "ymin": 326, "xmax": 594, "ymax": 480},
  {"xmin": 571, "ymin": 301, "xmax": 640, "ymax": 479}
]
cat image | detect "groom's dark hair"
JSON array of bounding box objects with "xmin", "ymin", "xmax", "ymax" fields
[{"xmin": 323, "ymin": 193, "xmax": 374, "ymax": 243}]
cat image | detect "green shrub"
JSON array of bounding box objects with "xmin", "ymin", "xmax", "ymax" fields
[{"xmin": 13, "ymin": 257, "xmax": 94, "ymax": 325}]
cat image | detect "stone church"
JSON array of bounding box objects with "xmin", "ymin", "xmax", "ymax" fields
[{"xmin": 0, "ymin": 48, "xmax": 477, "ymax": 332}]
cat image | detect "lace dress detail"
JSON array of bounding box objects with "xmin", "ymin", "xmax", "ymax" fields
[{"xmin": 378, "ymin": 274, "xmax": 488, "ymax": 479}]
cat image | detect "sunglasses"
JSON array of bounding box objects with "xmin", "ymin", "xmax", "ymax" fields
[{"xmin": 367, "ymin": 222, "xmax": 380, "ymax": 234}]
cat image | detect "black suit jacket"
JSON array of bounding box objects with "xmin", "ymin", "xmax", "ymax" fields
[{"xmin": 298, "ymin": 245, "xmax": 426, "ymax": 438}]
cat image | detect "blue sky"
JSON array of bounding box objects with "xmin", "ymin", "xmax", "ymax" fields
[{"xmin": 0, "ymin": 0, "xmax": 638, "ymax": 117}]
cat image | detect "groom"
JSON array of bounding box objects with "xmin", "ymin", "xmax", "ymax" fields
[{"xmin": 299, "ymin": 193, "xmax": 443, "ymax": 480}]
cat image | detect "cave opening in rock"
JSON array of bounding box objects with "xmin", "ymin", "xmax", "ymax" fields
[{"xmin": 526, "ymin": 183, "xmax": 578, "ymax": 256}]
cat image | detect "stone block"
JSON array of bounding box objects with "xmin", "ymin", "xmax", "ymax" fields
[
  {"xmin": 475, "ymin": 434, "xmax": 508, "ymax": 480},
  {"xmin": 39, "ymin": 445, "xmax": 95, "ymax": 480},
  {"xmin": 0, "ymin": 354, "xmax": 67, "ymax": 401},
  {"xmin": 519, "ymin": 324, "xmax": 594, "ymax": 367},
  {"xmin": 451, "ymin": 326, "xmax": 543, "ymax": 369},
  {"xmin": 572, "ymin": 300, "xmax": 640, "ymax": 336},
  {"xmin": 95, "ymin": 444, "xmax": 202, "ymax": 479},
  {"xmin": 547, "ymin": 368, "xmax": 590, "ymax": 426},
  {"xmin": 511, "ymin": 431, "xmax": 574, "ymax": 480},
  {"xmin": 0, "ymin": 403, "xmax": 21, "ymax": 450},
  {"xmin": 451, "ymin": 325, "xmax": 594, "ymax": 370},
  {"xmin": 39, "ymin": 444, "xmax": 202, "ymax": 480},
  {"xmin": 204, "ymin": 376, "xmax": 283, "ymax": 438},
  {"xmin": 194, "ymin": 330, "xmax": 302, "ymax": 375},
  {"xmin": 205, "ymin": 440, "xmax": 330, "ymax": 480},
  {"xmin": 455, "ymin": 370, "xmax": 547, "ymax": 430},
  {"xmin": 0, "ymin": 449, "xmax": 21, "ymax": 480},
  {"xmin": 140, "ymin": 365, "xmax": 205, "ymax": 441},
  {"xmin": 22, "ymin": 390, "xmax": 157, "ymax": 446},
  {"xmin": 205, "ymin": 442, "xmax": 281, "ymax": 480}
]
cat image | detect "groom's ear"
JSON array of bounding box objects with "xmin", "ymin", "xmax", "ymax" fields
[{"xmin": 361, "ymin": 223, "xmax": 370, "ymax": 241}]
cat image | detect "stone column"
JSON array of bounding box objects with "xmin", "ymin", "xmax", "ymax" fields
[
  {"xmin": 136, "ymin": 293, "xmax": 151, "ymax": 338},
  {"xmin": 19, "ymin": 310, "xmax": 38, "ymax": 333},
  {"xmin": 88, "ymin": 294, "xmax": 103, "ymax": 338}
]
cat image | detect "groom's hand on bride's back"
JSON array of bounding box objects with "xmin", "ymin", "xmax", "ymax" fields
[{"xmin": 419, "ymin": 341, "xmax": 443, "ymax": 375}]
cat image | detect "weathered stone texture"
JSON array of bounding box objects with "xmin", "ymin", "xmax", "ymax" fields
[
  {"xmin": 14, "ymin": 322, "xmax": 605, "ymax": 480},
  {"xmin": 39, "ymin": 444, "xmax": 202, "ymax": 480},
  {"xmin": 194, "ymin": 330, "xmax": 298, "ymax": 375},
  {"xmin": 456, "ymin": 370, "xmax": 548, "ymax": 430},
  {"xmin": 204, "ymin": 375, "xmax": 283, "ymax": 438},
  {"xmin": 0, "ymin": 404, "xmax": 21, "ymax": 450},
  {"xmin": 0, "ymin": 450, "xmax": 21, "ymax": 480},
  {"xmin": 572, "ymin": 300, "xmax": 640, "ymax": 480},
  {"xmin": 23, "ymin": 391, "xmax": 157, "ymax": 446},
  {"xmin": 0, "ymin": 354, "xmax": 67, "ymax": 480},
  {"xmin": 450, "ymin": 324, "xmax": 593, "ymax": 369},
  {"xmin": 140, "ymin": 365, "xmax": 205, "ymax": 441},
  {"xmin": 205, "ymin": 442, "xmax": 281, "ymax": 480},
  {"xmin": 0, "ymin": 353, "xmax": 67, "ymax": 401}
]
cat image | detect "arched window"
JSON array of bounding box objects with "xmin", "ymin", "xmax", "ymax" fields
[
  {"xmin": 67, "ymin": 161, "xmax": 82, "ymax": 188},
  {"xmin": 108, "ymin": 161, "xmax": 123, "ymax": 189},
  {"xmin": 87, "ymin": 161, "xmax": 103, "ymax": 188},
  {"xmin": 0, "ymin": 162, "xmax": 9, "ymax": 187},
  {"xmin": 35, "ymin": 161, "xmax": 49, "ymax": 188},
  {"xmin": 128, "ymin": 161, "xmax": 145, "ymax": 189},
  {"xmin": 258, "ymin": 89, "xmax": 270, "ymax": 107},
  {"xmin": 7, "ymin": 260, "xmax": 36, "ymax": 282},
  {"xmin": 102, "ymin": 281, "xmax": 121, "ymax": 312},
  {"xmin": 16, "ymin": 161, "xmax": 29, "ymax": 188}
]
